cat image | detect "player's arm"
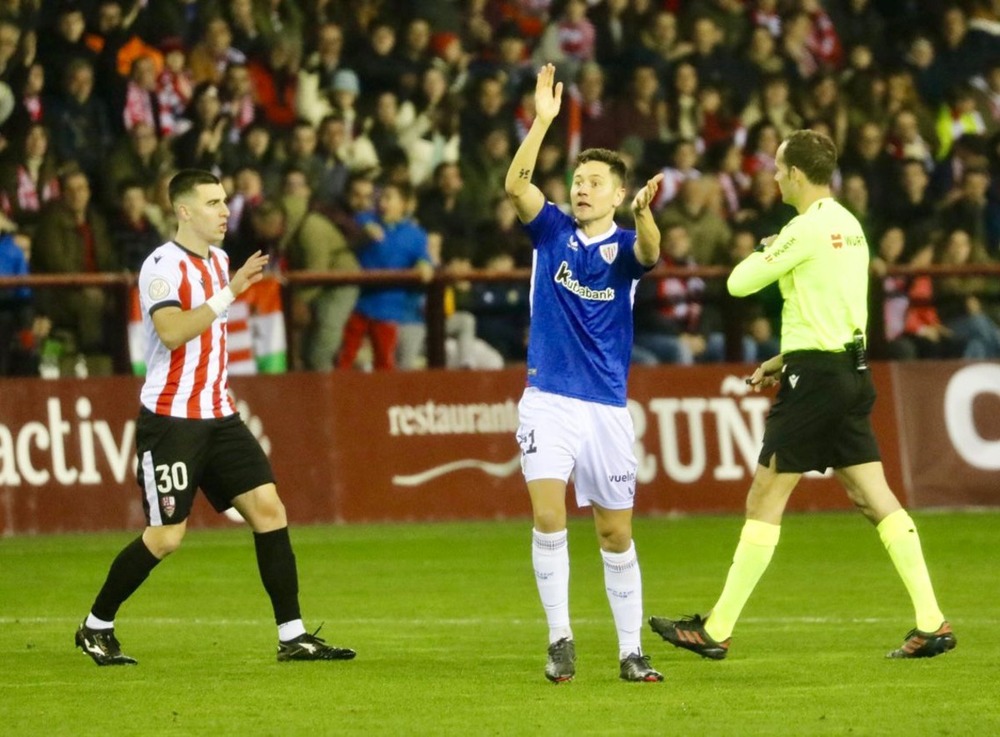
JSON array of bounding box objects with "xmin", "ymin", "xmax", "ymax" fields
[
  {"xmin": 631, "ymin": 173, "xmax": 664, "ymax": 267},
  {"xmin": 152, "ymin": 251, "xmax": 268, "ymax": 350},
  {"xmin": 727, "ymin": 220, "xmax": 809, "ymax": 296},
  {"xmin": 505, "ymin": 64, "xmax": 561, "ymax": 224}
]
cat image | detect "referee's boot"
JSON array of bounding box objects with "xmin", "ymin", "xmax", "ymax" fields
[
  {"xmin": 886, "ymin": 621, "xmax": 956, "ymax": 659},
  {"xmin": 544, "ymin": 637, "xmax": 576, "ymax": 683},
  {"xmin": 648, "ymin": 614, "xmax": 730, "ymax": 660},
  {"xmin": 75, "ymin": 623, "xmax": 138, "ymax": 666},
  {"xmin": 277, "ymin": 627, "xmax": 356, "ymax": 662}
]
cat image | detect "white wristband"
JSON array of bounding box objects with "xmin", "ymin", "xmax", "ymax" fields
[{"xmin": 206, "ymin": 286, "xmax": 236, "ymax": 317}]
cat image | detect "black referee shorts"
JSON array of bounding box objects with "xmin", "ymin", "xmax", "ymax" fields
[
  {"xmin": 135, "ymin": 408, "xmax": 275, "ymax": 526},
  {"xmin": 759, "ymin": 350, "xmax": 881, "ymax": 474}
]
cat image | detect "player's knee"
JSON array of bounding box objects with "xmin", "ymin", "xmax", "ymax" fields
[
  {"xmin": 143, "ymin": 525, "xmax": 186, "ymax": 558},
  {"xmin": 597, "ymin": 528, "xmax": 631, "ymax": 553},
  {"xmin": 532, "ymin": 508, "xmax": 565, "ymax": 533}
]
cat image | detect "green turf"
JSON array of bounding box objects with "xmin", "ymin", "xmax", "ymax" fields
[{"xmin": 1, "ymin": 512, "xmax": 998, "ymax": 736}]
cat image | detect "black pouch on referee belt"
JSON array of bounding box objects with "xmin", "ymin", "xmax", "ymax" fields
[{"xmin": 846, "ymin": 329, "xmax": 868, "ymax": 372}]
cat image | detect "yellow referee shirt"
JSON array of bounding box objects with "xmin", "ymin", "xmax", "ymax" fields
[{"xmin": 727, "ymin": 197, "xmax": 869, "ymax": 353}]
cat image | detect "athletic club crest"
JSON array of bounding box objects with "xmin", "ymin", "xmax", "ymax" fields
[
  {"xmin": 599, "ymin": 243, "xmax": 618, "ymax": 264},
  {"xmin": 162, "ymin": 495, "xmax": 176, "ymax": 518}
]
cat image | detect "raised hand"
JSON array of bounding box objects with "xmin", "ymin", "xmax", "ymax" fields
[
  {"xmin": 230, "ymin": 250, "xmax": 269, "ymax": 295},
  {"xmin": 631, "ymin": 173, "xmax": 664, "ymax": 213},
  {"xmin": 534, "ymin": 64, "xmax": 563, "ymax": 126}
]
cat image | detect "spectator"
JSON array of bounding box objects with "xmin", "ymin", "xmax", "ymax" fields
[
  {"xmin": 838, "ymin": 171, "xmax": 881, "ymax": 244},
  {"xmin": 336, "ymin": 180, "xmax": 433, "ymax": 371},
  {"xmin": 171, "ymin": 82, "xmax": 228, "ymax": 172},
  {"xmin": 585, "ymin": 0, "xmax": 636, "ymax": 78},
  {"xmin": 31, "ymin": 169, "xmax": 118, "ymax": 373},
  {"xmin": 938, "ymin": 164, "xmax": 1000, "ymax": 259},
  {"xmin": 829, "ymin": 0, "xmax": 886, "ymax": 63},
  {"xmin": 884, "ymin": 157, "xmax": 938, "ymax": 256},
  {"xmin": 935, "ymin": 84, "xmax": 988, "ymax": 161},
  {"xmin": 657, "ymin": 177, "xmax": 732, "ymax": 265},
  {"xmin": 396, "ymin": 17, "xmax": 433, "ymax": 103},
  {"xmin": 532, "ymin": 0, "xmax": 595, "ymax": 82},
  {"xmin": 254, "ymin": 0, "xmax": 305, "ymax": 47},
  {"xmin": 247, "ymin": 31, "xmax": 301, "ymax": 131},
  {"xmin": 668, "ymin": 61, "xmax": 700, "ymax": 142},
  {"xmin": 652, "ymin": 139, "xmax": 701, "ymax": 212},
  {"xmin": 0, "ymin": 227, "xmax": 48, "ymax": 376},
  {"xmin": 633, "ymin": 10, "xmax": 694, "ymax": 80},
  {"xmin": 741, "ymin": 168, "xmax": 795, "ymax": 241},
  {"xmin": 221, "ymin": 120, "xmax": 283, "ymax": 195},
  {"xmin": 0, "ymin": 121, "xmax": 61, "ymax": 238},
  {"xmin": 49, "ymin": 58, "xmax": 113, "ymax": 182},
  {"xmin": 632, "ymin": 224, "xmax": 726, "ymax": 365},
  {"xmin": 935, "ymin": 228, "xmax": 1000, "ymax": 358},
  {"xmin": 800, "ymin": 73, "xmax": 849, "ymax": 151},
  {"xmin": 109, "ymin": 179, "xmax": 162, "ymax": 273},
  {"xmin": 224, "ymin": 0, "xmax": 266, "ymax": 58},
  {"xmin": 417, "ymin": 161, "xmax": 473, "ymax": 267},
  {"xmin": 283, "ymin": 118, "xmax": 325, "ymax": 193},
  {"xmin": 885, "ymin": 108, "xmax": 934, "ymax": 171},
  {"xmin": 278, "ymin": 176, "xmax": 360, "ymax": 371},
  {"xmin": 137, "ymin": 0, "xmax": 208, "ymax": 48},
  {"xmin": 398, "ymin": 66, "xmax": 460, "ymax": 187},
  {"xmin": 460, "ymin": 124, "xmax": 513, "ymax": 225},
  {"xmin": 564, "ymin": 61, "xmax": 617, "ymax": 155},
  {"xmin": 301, "ymin": 21, "xmax": 346, "ymax": 92},
  {"xmin": 106, "ymin": 121, "xmax": 174, "ymax": 210},
  {"xmin": 220, "ymin": 62, "xmax": 261, "ymax": 142},
  {"xmin": 740, "ymin": 74, "xmax": 804, "ymax": 140},
  {"xmin": 607, "ymin": 63, "xmax": 668, "ymax": 163},
  {"xmin": 187, "ymin": 16, "xmax": 246, "ymax": 86},
  {"xmin": 115, "ymin": 54, "xmax": 163, "ymax": 137},
  {"xmin": 684, "ymin": 15, "xmax": 751, "ymax": 109},
  {"xmin": 155, "ymin": 37, "xmax": 194, "ymax": 138},
  {"xmin": 459, "ymin": 74, "xmax": 514, "ymax": 157},
  {"xmin": 351, "ymin": 18, "xmax": 405, "ymax": 99},
  {"xmin": 840, "ymin": 119, "xmax": 897, "ymax": 215},
  {"xmin": 3, "ymin": 62, "xmax": 48, "ymax": 141},
  {"xmin": 36, "ymin": 3, "xmax": 95, "ymax": 92},
  {"xmin": 357, "ymin": 89, "xmax": 411, "ymax": 168}
]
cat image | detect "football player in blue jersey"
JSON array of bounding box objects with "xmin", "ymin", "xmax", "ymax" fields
[{"xmin": 505, "ymin": 63, "xmax": 665, "ymax": 684}]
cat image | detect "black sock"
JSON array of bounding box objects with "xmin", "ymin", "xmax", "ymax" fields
[
  {"xmin": 253, "ymin": 527, "xmax": 301, "ymax": 625},
  {"xmin": 91, "ymin": 536, "xmax": 161, "ymax": 622}
]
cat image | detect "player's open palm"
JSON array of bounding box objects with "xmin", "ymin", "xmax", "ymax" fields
[
  {"xmin": 534, "ymin": 64, "xmax": 562, "ymax": 125},
  {"xmin": 230, "ymin": 250, "xmax": 269, "ymax": 295},
  {"xmin": 632, "ymin": 173, "xmax": 664, "ymax": 213}
]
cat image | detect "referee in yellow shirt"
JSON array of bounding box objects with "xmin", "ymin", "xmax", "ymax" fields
[{"xmin": 649, "ymin": 130, "xmax": 956, "ymax": 660}]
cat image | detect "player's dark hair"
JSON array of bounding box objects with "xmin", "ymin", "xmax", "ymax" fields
[
  {"xmin": 575, "ymin": 148, "xmax": 628, "ymax": 185},
  {"xmin": 168, "ymin": 169, "xmax": 221, "ymax": 205},
  {"xmin": 782, "ymin": 130, "xmax": 838, "ymax": 185}
]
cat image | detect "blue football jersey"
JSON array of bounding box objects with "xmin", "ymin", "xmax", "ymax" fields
[{"xmin": 523, "ymin": 203, "xmax": 651, "ymax": 406}]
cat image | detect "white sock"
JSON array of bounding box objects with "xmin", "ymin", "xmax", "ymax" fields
[
  {"xmin": 85, "ymin": 613, "xmax": 114, "ymax": 630},
  {"xmin": 602, "ymin": 542, "xmax": 643, "ymax": 660},
  {"xmin": 532, "ymin": 529, "xmax": 572, "ymax": 643},
  {"xmin": 278, "ymin": 619, "xmax": 306, "ymax": 642}
]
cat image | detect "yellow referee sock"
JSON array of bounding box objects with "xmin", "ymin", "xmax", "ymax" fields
[
  {"xmin": 877, "ymin": 509, "xmax": 945, "ymax": 632},
  {"xmin": 705, "ymin": 519, "xmax": 781, "ymax": 642}
]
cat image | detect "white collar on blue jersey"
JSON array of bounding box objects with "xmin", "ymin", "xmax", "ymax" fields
[{"xmin": 573, "ymin": 221, "xmax": 619, "ymax": 245}]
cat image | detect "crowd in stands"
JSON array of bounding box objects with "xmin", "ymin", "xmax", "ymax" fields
[{"xmin": 2, "ymin": 0, "xmax": 1000, "ymax": 376}]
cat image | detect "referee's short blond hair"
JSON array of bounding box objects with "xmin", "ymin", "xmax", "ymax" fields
[{"xmin": 783, "ymin": 130, "xmax": 838, "ymax": 185}]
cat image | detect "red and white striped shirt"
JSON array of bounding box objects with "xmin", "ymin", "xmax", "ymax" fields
[{"xmin": 137, "ymin": 241, "xmax": 237, "ymax": 419}]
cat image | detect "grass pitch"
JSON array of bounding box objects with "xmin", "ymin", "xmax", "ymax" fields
[{"xmin": 1, "ymin": 511, "xmax": 997, "ymax": 736}]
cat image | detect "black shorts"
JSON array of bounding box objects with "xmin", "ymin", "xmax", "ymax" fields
[
  {"xmin": 758, "ymin": 350, "xmax": 881, "ymax": 474},
  {"xmin": 136, "ymin": 408, "xmax": 275, "ymax": 526}
]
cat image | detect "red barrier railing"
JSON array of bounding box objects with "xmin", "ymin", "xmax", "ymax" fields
[{"xmin": 3, "ymin": 263, "xmax": 999, "ymax": 372}]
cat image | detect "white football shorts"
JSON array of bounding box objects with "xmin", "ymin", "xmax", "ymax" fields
[{"xmin": 516, "ymin": 387, "xmax": 638, "ymax": 510}]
